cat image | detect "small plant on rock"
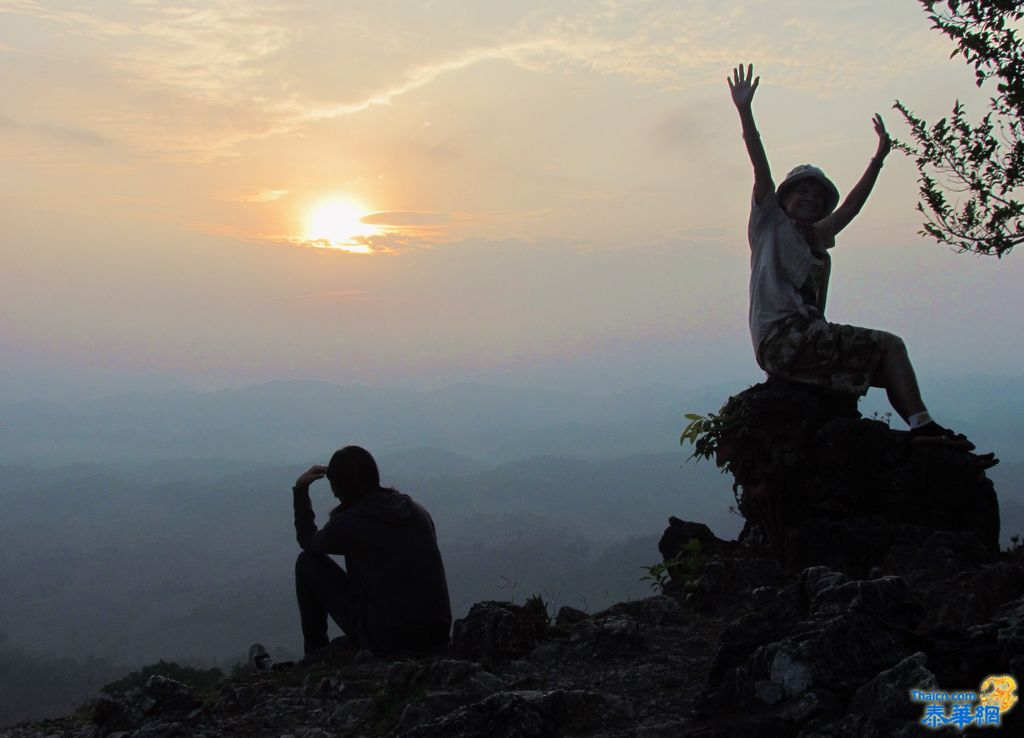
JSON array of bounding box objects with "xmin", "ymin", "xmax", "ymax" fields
[
  {"xmin": 641, "ymin": 537, "xmax": 705, "ymax": 593},
  {"xmin": 523, "ymin": 593, "xmax": 551, "ymax": 624},
  {"xmin": 680, "ymin": 412, "xmax": 727, "ymax": 464}
]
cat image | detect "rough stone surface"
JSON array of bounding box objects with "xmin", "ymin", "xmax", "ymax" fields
[{"xmin": 451, "ymin": 600, "xmax": 549, "ymax": 663}]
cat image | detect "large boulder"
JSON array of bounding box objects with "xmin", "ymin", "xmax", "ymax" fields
[
  {"xmin": 697, "ymin": 379, "xmax": 999, "ymax": 574},
  {"xmin": 451, "ymin": 600, "xmax": 550, "ymax": 663}
]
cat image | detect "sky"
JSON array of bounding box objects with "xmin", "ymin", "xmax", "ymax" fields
[{"xmin": 2, "ymin": 0, "xmax": 1023, "ymax": 401}]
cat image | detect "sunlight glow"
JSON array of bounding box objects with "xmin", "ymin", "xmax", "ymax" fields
[{"xmin": 305, "ymin": 197, "xmax": 380, "ymax": 252}]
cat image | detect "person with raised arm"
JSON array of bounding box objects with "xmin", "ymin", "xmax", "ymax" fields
[{"xmin": 728, "ymin": 63, "xmax": 994, "ymax": 464}]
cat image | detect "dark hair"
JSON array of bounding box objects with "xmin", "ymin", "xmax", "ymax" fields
[{"xmin": 326, "ymin": 446, "xmax": 380, "ymax": 497}]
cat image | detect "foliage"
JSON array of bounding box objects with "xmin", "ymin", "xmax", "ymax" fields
[
  {"xmin": 681, "ymin": 404, "xmax": 749, "ymax": 511},
  {"xmin": 894, "ymin": 0, "xmax": 1024, "ymax": 256},
  {"xmin": 681, "ymin": 403, "xmax": 756, "ymax": 479},
  {"xmin": 681, "ymin": 401, "xmax": 754, "ymax": 488},
  {"xmin": 100, "ymin": 660, "xmax": 224, "ymax": 698},
  {"xmin": 869, "ymin": 410, "xmax": 893, "ymax": 427},
  {"xmin": 680, "ymin": 412, "xmax": 726, "ymax": 463},
  {"xmin": 640, "ymin": 537, "xmax": 705, "ymax": 592},
  {"xmin": 523, "ymin": 593, "xmax": 552, "ymax": 624}
]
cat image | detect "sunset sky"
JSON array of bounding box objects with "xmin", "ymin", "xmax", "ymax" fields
[{"xmin": 2, "ymin": 0, "xmax": 1022, "ymax": 401}]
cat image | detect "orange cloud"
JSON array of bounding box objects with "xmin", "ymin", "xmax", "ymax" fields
[{"xmin": 361, "ymin": 211, "xmax": 449, "ymax": 226}]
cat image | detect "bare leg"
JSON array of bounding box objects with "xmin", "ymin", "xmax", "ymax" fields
[
  {"xmin": 864, "ymin": 332, "xmax": 995, "ymax": 462},
  {"xmin": 870, "ymin": 333, "xmax": 925, "ymax": 424}
]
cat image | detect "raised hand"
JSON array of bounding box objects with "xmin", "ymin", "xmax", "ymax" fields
[
  {"xmin": 294, "ymin": 464, "xmax": 328, "ymax": 490},
  {"xmin": 728, "ymin": 63, "xmax": 759, "ymax": 109},
  {"xmin": 873, "ymin": 114, "xmax": 891, "ymax": 159}
]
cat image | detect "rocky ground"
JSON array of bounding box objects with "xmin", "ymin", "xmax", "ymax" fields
[
  {"xmin": 6, "ymin": 379, "xmax": 1024, "ymax": 737},
  {"xmin": 1, "ymin": 592, "xmax": 728, "ymax": 738}
]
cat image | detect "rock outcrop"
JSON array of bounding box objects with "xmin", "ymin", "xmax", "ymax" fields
[{"xmin": 692, "ymin": 379, "xmax": 1000, "ymax": 574}]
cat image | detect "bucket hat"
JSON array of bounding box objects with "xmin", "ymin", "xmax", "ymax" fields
[{"xmin": 777, "ymin": 165, "xmax": 840, "ymax": 215}]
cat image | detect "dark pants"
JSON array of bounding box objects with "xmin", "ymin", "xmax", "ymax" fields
[{"xmin": 295, "ymin": 551, "xmax": 362, "ymax": 655}]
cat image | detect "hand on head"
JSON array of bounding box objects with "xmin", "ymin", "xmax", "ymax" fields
[{"xmin": 295, "ymin": 465, "xmax": 328, "ymax": 490}]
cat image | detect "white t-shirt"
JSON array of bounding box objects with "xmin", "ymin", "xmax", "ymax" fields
[{"xmin": 747, "ymin": 190, "xmax": 835, "ymax": 353}]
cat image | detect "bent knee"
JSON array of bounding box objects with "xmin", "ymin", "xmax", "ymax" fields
[
  {"xmin": 295, "ymin": 550, "xmax": 345, "ymax": 580},
  {"xmin": 295, "ymin": 549, "xmax": 320, "ymax": 576}
]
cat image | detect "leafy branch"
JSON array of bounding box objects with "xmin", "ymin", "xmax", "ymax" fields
[{"xmin": 894, "ymin": 0, "xmax": 1024, "ymax": 256}]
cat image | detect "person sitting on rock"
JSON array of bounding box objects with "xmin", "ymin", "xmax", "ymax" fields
[
  {"xmin": 727, "ymin": 62, "xmax": 994, "ymax": 462},
  {"xmin": 292, "ymin": 445, "xmax": 452, "ymax": 659}
]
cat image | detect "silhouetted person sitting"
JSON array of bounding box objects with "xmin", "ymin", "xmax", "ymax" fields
[{"xmin": 292, "ymin": 445, "xmax": 452, "ymax": 659}]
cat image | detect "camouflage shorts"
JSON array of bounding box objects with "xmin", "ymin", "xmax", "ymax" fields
[{"xmin": 756, "ymin": 313, "xmax": 886, "ymax": 396}]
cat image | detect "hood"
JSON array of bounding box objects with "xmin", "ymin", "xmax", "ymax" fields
[{"xmin": 347, "ymin": 490, "xmax": 416, "ymax": 526}]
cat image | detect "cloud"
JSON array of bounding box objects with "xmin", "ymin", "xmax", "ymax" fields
[
  {"xmin": 1, "ymin": 1, "xmax": 292, "ymax": 99},
  {"xmin": 269, "ymin": 3, "xmax": 952, "ymax": 152},
  {"xmin": 284, "ymin": 41, "xmax": 546, "ymax": 123},
  {"xmin": 252, "ymin": 233, "xmax": 433, "ymax": 256},
  {"xmin": 349, "ymin": 232, "xmax": 434, "ymax": 255},
  {"xmin": 361, "ymin": 211, "xmax": 450, "ymax": 226},
  {"xmin": 0, "ymin": 112, "xmax": 113, "ymax": 147},
  {"xmin": 2, "ymin": 0, "xmax": 296, "ymax": 159},
  {"xmin": 227, "ymin": 188, "xmax": 289, "ymax": 203},
  {"xmin": 0, "ymin": 0, "xmax": 954, "ymax": 161},
  {"xmin": 0, "ymin": 0, "xmax": 134, "ymax": 38}
]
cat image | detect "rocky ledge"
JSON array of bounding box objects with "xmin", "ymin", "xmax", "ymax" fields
[{"xmin": 3, "ymin": 591, "xmax": 724, "ymax": 738}]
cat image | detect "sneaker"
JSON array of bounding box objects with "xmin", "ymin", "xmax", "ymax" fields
[
  {"xmin": 972, "ymin": 452, "xmax": 1000, "ymax": 470},
  {"xmin": 909, "ymin": 421, "xmax": 975, "ymax": 450},
  {"xmin": 248, "ymin": 643, "xmax": 273, "ymax": 672}
]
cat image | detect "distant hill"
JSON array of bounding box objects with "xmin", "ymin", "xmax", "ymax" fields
[
  {"xmin": 0, "ymin": 450, "xmax": 740, "ymax": 668},
  {"xmin": 1, "ymin": 376, "xmax": 1020, "ymax": 466}
]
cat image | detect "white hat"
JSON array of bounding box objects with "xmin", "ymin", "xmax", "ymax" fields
[{"xmin": 777, "ymin": 165, "xmax": 840, "ymax": 215}]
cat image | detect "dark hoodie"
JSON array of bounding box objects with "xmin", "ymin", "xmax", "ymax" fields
[{"xmin": 293, "ymin": 488, "xmax": 452, "ymax": 653}]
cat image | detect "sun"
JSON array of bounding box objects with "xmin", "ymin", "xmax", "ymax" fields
[{"xmin": 305, "ymin": 197, "xmax": 379, "ymax": 253}]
